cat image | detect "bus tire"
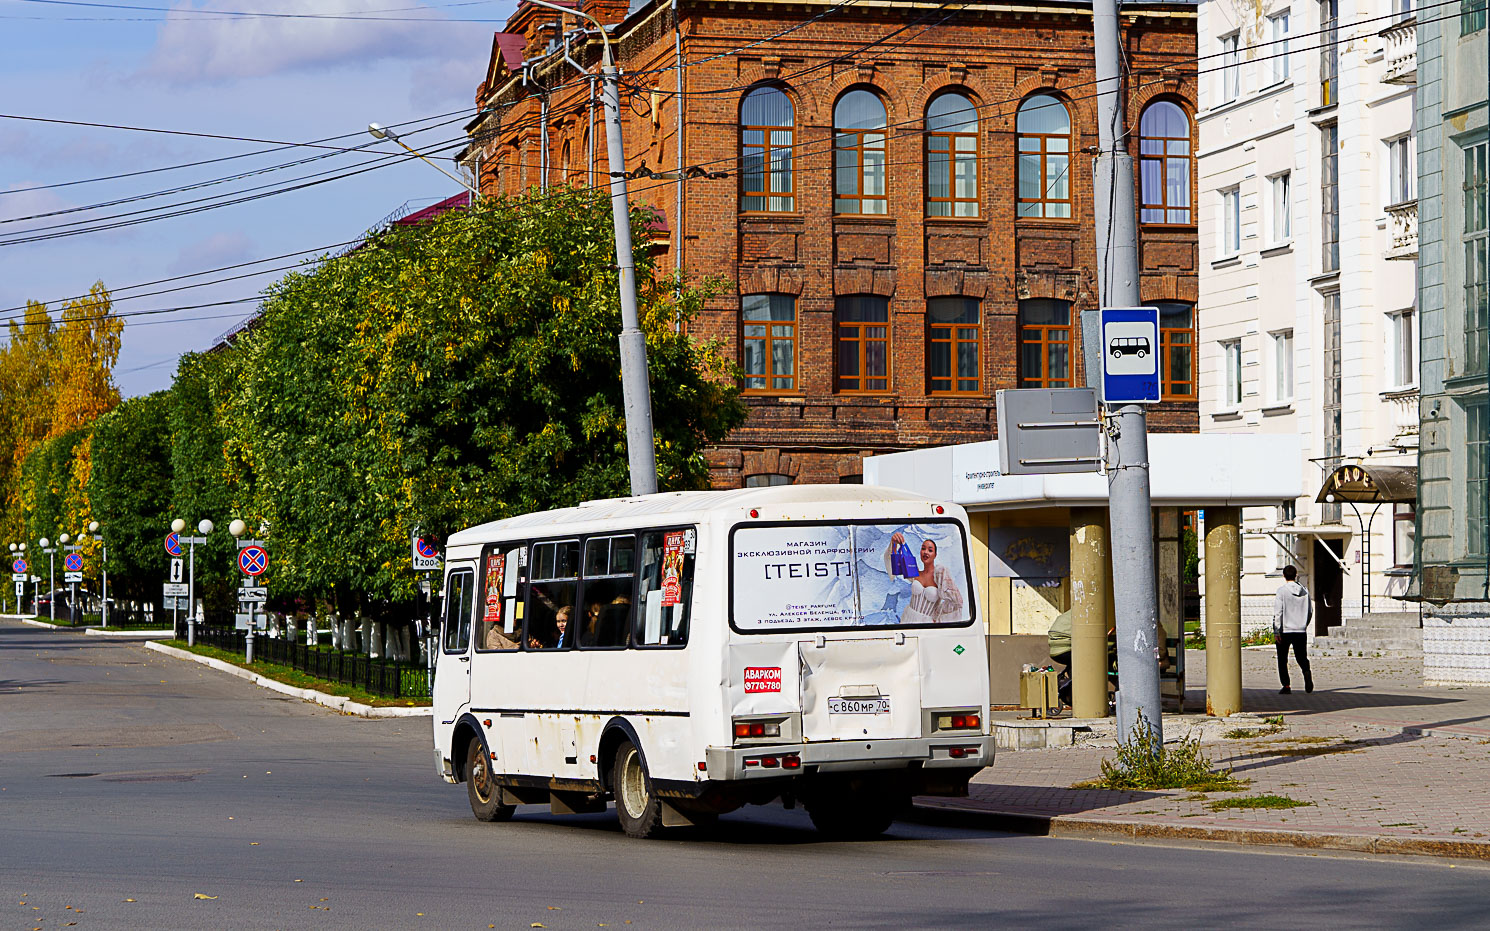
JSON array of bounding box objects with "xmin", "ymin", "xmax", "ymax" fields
[
  {"xmin": 466, "ymin": 741, "xmax": 515, "ymax": 823},
  {"xmin": 805, "ymin": 785, "xmax": 897, "ymax": 840},
  {"xmin": 612, "ymin": 740, "xmax": 665, "ymax": 839}
]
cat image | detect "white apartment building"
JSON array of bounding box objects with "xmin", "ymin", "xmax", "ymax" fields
[{"xmin": 1197, "ymin": 0, "xmax": 1420, "ymax": 631}]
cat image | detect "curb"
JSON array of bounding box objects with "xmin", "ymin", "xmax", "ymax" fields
[
  {"xmin": 15, "ymin": 617, "xmax": 174, "ymax": 638},
  {"xmin": 144, "ymin": 641, "xmax": 432, "ymax": 719},
  {"xmin": 912, "ymin": 798, "xmax": 1490, "ymax": 862}
]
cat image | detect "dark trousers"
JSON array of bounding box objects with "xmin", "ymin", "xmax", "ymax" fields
[{"xmin": 1276, "ymin": 631, "xmax": 1312, "ymax": 690}]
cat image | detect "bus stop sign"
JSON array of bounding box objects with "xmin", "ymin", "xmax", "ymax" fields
[{"xmin": 1100, "ymin": 306, "xmax": 1161, "ymax": 405}]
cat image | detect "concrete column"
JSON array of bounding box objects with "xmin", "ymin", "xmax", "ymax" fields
[
  {"xmin": 1204, "ymin": 507, "xmax": 1243, "ymax": 716},
  {"xmin": 1157, "ymin": 509, "xmax": 1183, "ymax": 700},
  {"xmin": 1068, "ymin": 508, "xmax": 1111, "ymax": 719}
]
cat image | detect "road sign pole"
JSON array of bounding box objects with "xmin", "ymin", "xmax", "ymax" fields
[{"xmin": 1092, "ymin": 0, "xmax": 1162, "ymax": 751}]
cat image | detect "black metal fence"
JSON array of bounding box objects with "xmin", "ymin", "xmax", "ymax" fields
[{"xmin": 195, "ymin": 626, "xmax": 431, "ymax": 699}]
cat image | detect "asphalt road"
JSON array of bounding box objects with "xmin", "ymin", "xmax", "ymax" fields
[{"xmin": 2, "ymin": 618, "xmax": 1485, "ymax": 930}]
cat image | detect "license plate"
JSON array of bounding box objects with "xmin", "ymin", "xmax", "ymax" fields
[{"xmin": 827, "ymin": 696, "xmax": 890, "ymax": 715}]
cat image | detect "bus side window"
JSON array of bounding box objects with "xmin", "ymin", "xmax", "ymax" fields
[
  {"xmin": 528, "ymin": 540, "xmax": 579, "ymax": 650},
  {"xmin": 579, "ymin": 535, "xmax": 636, "ymax": 649},
  {"xmin": 636, "ymin": 531, "xmax": 692, "ymax": 647},
  {"xmin": 477, "ymin": 547, "xmax": 523, "ymax": 651},
  {"xmin": 441, "ymin": 571, "xmax": 473, "ymax": 653}
]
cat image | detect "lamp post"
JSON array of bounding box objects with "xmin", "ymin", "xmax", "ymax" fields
[
  {"xmin": 172, "ymin": 518, "xmax": 212, "ymax": 645},
  {"xmin": 88, "ymin": 521, "xmax": 107, "ymax": 628},
  {"xmin": 367, "ymin": 123, "xmax": 481, "ymax": 198},
  {"xmin": 39, "ymin": 537, "xmax": 55, "ymax": 624},
  {"xmin": 482, "ymin": 0, "xmax": 659, "ymax": 496},
  {"xmin": 5, "ymin": 543, "xmax": 14, "ymax": 614},
  {"xmin": 19, "ymin": 542, "xmax": 31, "ymax": 616},
  {"xmin": 61, "ymin": 533, "xmax": 81, "ymax": 625},
  {"xmin": 229, "ymin": 519, "xmax": 254, "ymax": 663}
]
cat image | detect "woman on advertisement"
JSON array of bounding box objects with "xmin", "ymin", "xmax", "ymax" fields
[{"xmin": 884, "ymin": 531, "xmax": 964, "ymax": 623}]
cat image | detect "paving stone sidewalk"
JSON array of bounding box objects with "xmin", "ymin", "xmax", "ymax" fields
[{"xmin": 918, "ymin": 649, "xmax": 1490, "ymax": 861}]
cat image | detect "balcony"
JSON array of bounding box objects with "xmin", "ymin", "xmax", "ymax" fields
[
  {"xmin": 1385, "ymin": 200, "xmax": 1418, "ymax": 260},
  {"xmin": 1384, "ymin": 388, "xmax": 1420, "ymax": 449},
  {"xmin": 1381, "ymin": 17, "xmax": 1416, "ymax": 85}
]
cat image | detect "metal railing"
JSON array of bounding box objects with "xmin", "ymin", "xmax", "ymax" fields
[{"xmin": 194, "ymin": 626, "xmax": 431, "ymax": 699}]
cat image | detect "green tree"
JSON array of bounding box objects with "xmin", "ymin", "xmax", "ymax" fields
[
  {"xmin": 90, "ymin": 393, "xmax": 174, "ymax": 610},
  {"xmin": 221, "ymin": 187, "xmax": 744, "ymax": 613}
]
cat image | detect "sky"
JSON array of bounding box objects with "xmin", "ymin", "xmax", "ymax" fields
[{"xmin": 0, "ymin": 0, "xmax": 512, "ymax": 397}]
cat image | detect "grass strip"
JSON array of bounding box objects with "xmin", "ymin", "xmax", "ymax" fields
[{"xmin": 161, "ymin": 640, "xmax": 429, "ymax": 709}]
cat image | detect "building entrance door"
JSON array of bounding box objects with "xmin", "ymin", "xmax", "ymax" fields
[{"xmin": 1312, "ymin": 538, "xmax": 1344, "ymax": 634}]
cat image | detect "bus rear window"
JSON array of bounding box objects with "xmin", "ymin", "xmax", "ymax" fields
[{"xmin": 730, "ymin": 520, "xmax": 973, "ymax": 632}]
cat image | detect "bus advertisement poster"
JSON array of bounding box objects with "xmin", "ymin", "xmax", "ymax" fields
[
  {"xmin": 483, "ymin": 552, "xmax": 505, "ymax": 628},
  {"xmin": 661, "ymin": 531, "xmax": 685, "ymax": 606}
]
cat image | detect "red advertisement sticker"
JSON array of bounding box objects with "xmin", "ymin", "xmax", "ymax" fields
[
  {"xmin": 660, "ymin": 531, "xmax": 685, "ymax": 607},
  {"xmin": 743, "ymin": 666, "xmax": 782, "ymax": 693},
  {"xmin": 483, "ymin": 552, "xmax": 505, "ymax": 624}
]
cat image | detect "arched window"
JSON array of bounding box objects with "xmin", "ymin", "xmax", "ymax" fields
[
  {"xmin": 1018, "ymin": 299, "xmax": 1073, "ymax": 387},
  {"xmin": 560, "ymin": 139, "xmax": 572, "ymax": 184},
  {"xmin": 1016, "ymin": 94, "xmax": 1072, "ymax": 219},
  {"xmin": 926, "ymin": 93, "xmax": 979, "ymax": 217},
  {"xmin": 740, "ymin": 86, "xmax": 794, "ymax": 213},
  {"xmin": 1139, "ymin": 102, "xmax": 1193, "ymax": 225},
  {"xmin": 834, "ymin": 89, "xmax": 888, "ymax": 215}
]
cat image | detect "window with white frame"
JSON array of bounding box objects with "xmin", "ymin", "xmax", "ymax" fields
[
  {"xmin": 1387, "ymin": 135, "xmax": 1415, "ymax": 206},
  {"xmin": 1221, "ymin": 186, "xmax": 1241, "ymax": 256},
  {"xmin": 1275, "ymin": 500, "xmax": 1298, "ymax": 570},
  {"xmin": 1393, "ymin": 502, "xmax": 1415, "ymax": 568},
  {"xmin": 1223, "ymin": 339, "xmax": 1243, "ymax": 407},
  {"xmin": 1221, "ymin": 33, "xmax": 1241, "ymax": 103},
  {"xmin": 1268, "ymin": 11, "xmax": 1291, "ymax": 84},
  {"xmin": 1388, "ymin": 309, "xmax": 1416, "ymax": 389},
  {"xmin": 1394, "ymin": 0, "xmax": 1412, "ymax": 23},
  {"xmin": 1272, "ymin": 329, "xmax": 1295, "ymax": 403},
  {"xmin": 1269, "ymin": 172, "xmax": 1291, "ymax": 244}
]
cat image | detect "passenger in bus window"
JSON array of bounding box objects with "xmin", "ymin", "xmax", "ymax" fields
[
  {"xmin": 886, "ymin": 532, "xmax": 965, "ymax": 623},
  {"xmin": 552, "ymin": 606, "xmax": 572, "ymax": 648}
]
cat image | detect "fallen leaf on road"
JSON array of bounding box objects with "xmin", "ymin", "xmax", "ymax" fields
[
  {"xmin": 549, "ymin": 906, "xmax": 562, "ymax": 910},
  {"xmin": 250, "ymin": 842, "xmax": 259, "ymax": 846},
  {"xmin": 123, "ymin": 899, "xmax": 135, "ymax": 903},
  {"xmin": 532, "ymin": 924, "xmax": 545, "ymax": 928},
  {"xmin": 193, "ymin": 894, "xmax": 217, "ymax": 900}
]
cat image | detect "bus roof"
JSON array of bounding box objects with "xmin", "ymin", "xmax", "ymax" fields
[{"xmin": 447, "ymin": 485, "xmax": 942, "ymax": 545}]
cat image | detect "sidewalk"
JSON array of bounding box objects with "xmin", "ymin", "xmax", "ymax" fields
[{"xmin": 918, "ymin": 648, "xmax": 1490, "ymax": 861}]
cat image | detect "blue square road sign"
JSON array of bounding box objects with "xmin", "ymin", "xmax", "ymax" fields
[{"xmin": 1100, "ymin": 306, "xmax": 1161, "ymax": 404}]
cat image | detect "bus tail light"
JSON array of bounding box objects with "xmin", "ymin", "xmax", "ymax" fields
[
  {"xmin": 782, "ymin": 754, "xmax": 800, "ymax": 769},
  {"xmin": 732, "ymin": 720, "xmax": 782, "ymax": 740},
  {"xmin": 761, "ymin": 756, "xmax": 779, "ymax": 768},
  {"xmin": 743, "ymin": 753, "xmax": 799, "ymax": 770},
  {"xmin": 947, "ymin": 746, "xmax": 981, "ymax": 759},
  {"xmin": 935, "ymin": 712, "xmax": 982, "ymax": 731}
]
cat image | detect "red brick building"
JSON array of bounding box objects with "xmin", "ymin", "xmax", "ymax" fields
[{"xmin": 464, "ymin": 0, "xmax": 1199, "ymax": 488}]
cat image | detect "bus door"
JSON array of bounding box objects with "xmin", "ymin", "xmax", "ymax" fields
[
  {"xmin": 435, "ymin": 568, "xmax": 476, "ymax": 715},
  {"xmin": 798, "ymin": 636, "xmax": 923, "ymax": 742}
]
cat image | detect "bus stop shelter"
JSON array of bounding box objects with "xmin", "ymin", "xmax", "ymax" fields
[{"xmin": 865, "ymin": 433, "xmax": 1303, "ymax": 717}]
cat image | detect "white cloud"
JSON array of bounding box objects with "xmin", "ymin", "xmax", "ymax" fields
[{"xmin": 140, "ymin": 0, "xmax": 460, "ymax": 83}]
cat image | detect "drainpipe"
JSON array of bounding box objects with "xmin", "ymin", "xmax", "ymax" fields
[
  {"xmin": 673, "ymin": 0, "xmax": 686, "ymax": 283},
  {"xmin": 539, "ymin": 88, "xmax": 550, "ymax": 192}
]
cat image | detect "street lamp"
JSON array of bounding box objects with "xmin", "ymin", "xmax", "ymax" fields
[
  {"xmin": 88, "ymin": 521, "xmax": 108, "ymax": 628},
  {"xmin": 172, "ymin": 518, "xmax": 213, "ymax": 645},
  {"xmin": 39, "ymin": 537, "xmax": 55, "ymax": 624},
  {"xmin": 367, "ymin": 122, "xmax": 481, "ymax": 198},
  {"xmin": 229, "ymin": 519, "xmax": 255, "ymax": 663},
  {"xmin": 6, "ymin": 543, "xmax": 14, "ymax": 615},
  {"xmin": 519, "ymin": 0, "xmax": 658, "ymax": 496}
]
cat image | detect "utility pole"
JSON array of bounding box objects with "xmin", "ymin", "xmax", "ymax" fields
[
  {"xmin": 1091, "ymin": 0, "xmax": 1163, "ymax": 751},
  {"xmin": 529, "ymin": 0, "xmax": 658, "ymax": 496}
]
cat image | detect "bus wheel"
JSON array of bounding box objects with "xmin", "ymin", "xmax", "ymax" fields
[
  {"xmin": 466, "ymin": 741, "xmax": 514, "ymax": 823},
  {"xmin": 804, "ymin": 785, "xmax": 897, "ymax": 840},
  {"xmin": 612, "ymin": 740, "xmax": 665, "ymax": 838}
]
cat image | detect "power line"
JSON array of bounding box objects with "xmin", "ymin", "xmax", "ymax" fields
[
  {"xmin": 1, "ymin": 106, "xmax": 478, "ymax": 196},
  {"xmin": 8, "ymin": 0, "xmax": 514, "ymax": 23}
]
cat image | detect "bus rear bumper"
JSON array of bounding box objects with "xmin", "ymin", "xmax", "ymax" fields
[{"xmin": 704, "ymin": 736, "xmax": 994, "ymax": 782}]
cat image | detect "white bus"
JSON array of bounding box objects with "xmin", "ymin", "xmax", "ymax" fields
[{"xmin": 431, "ymin": 485, "xmax": 993, "ymax": 839}]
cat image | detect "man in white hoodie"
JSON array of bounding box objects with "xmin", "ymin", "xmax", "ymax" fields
[{"xmin": 1272, "ymin": 565, "xmax": 1314, "ymax": 694}]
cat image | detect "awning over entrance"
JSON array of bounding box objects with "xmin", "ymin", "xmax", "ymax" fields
[{"xmin": 1314, "ymin": 463, "xmax": 1418, "ymax": 504}]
